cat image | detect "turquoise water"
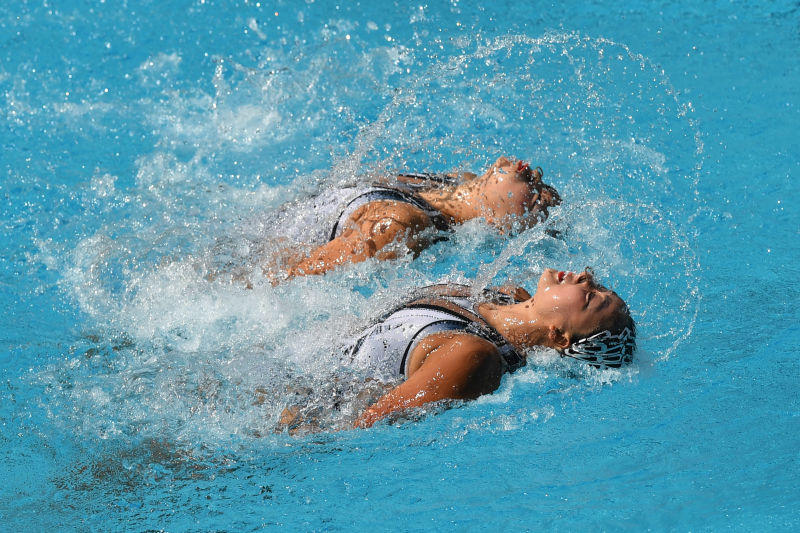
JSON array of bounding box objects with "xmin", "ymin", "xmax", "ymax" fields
[{"xmin": 1, "ymin": 0, "xmax": 798, "ymax": 530}]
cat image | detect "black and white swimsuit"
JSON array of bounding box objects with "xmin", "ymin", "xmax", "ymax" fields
[
  {"xmin": 272, "ymin": 175, "xmax": 454, "ymax": 248},
  {"xmin": 328, "ymin": 182, "xmax": 451, "ymax": 240},
  {"xmin": 344, "ymin": 286, "xmax": 526, "ymax": 382}
]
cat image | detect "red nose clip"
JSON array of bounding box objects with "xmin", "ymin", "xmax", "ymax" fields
[{"xmin": 517, "ymin": 161, "xmax": 529, "ymax": 172}]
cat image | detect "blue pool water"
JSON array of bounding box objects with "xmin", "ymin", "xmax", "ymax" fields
[{"xmin": 1, "ymin": 0, "xmax": 798, "ymax": 530}]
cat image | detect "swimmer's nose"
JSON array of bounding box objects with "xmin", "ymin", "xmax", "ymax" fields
[{"xmin": 494, "ymin": 156, "xmax": 512, "ymax": 168}]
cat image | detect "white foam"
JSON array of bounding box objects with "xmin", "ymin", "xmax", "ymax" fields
[{"xmin": 44, "ymin": 30, "xmax": 702, "ymax": 442}]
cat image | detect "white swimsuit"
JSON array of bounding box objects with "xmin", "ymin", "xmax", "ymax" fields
[{"xmin": 344, "ymin": 287, "xmax": 525, "ymax": 382}]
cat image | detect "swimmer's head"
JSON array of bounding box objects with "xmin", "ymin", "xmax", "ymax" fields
[
  {"xmin": 531, "ymin": 268, "xmax": 636, "ymax": 368},
  {"xmin": 473, "ymin": 157, "xmax": 561, "ymax": 230}
]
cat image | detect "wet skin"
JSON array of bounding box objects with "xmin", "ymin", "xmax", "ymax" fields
[
  {"xmin": 354, "ymin": 269, "xmax": 628, "ymax": 428},
  {"xmin": 280, "ymin": 157, "xmax": 561, "ymax": 280}
]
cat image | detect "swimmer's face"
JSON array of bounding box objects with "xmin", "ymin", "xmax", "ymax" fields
[
  {"xmin": 482, "ymin": 157, "xmax": 528, "ymax": 183},
  {"xmin": 480, "ymin": 157, "xmax": 561, "ymax": 229},
  {"xmin": 531, "ymin": 268, "xmax": 627, "ymax": 340},
  {"xmin": 485, "ymin": 156, "xmax": 519, "ymax": 177}
]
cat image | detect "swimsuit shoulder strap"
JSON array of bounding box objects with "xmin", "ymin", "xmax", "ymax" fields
[
  {"xmin": 378, "ymin": 184, "xmax": 451, "ymax": 232},
  {"xmin": 329, "ymin": 185, "xmax": 450, "ymax": 241},
  {"xmin": 404, "ymin": 294, "xmax": 526, "ymax": 373},
  {"xmin": 397, "ymin": 172, "xmax": 460, "ymax": 188}
]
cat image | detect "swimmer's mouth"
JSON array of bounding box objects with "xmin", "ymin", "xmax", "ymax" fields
[{"xmin": 558, "ymin": 271, "xmax": 566, "ymax": 283}]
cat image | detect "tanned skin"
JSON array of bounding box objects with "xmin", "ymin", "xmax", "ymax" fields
[
  {"xmin": 279, "ymin": 157, "xmax": 560, "ymax": 279},
  {"xmin": 354, "ymin": 269, "xmax": 628, "ymax": 428},
  {"xmin": 285, "ymin": 200, "xmax": 432, "ymax": 277},
  {"xmin": 354, "ymin": 332, "xmax": 504, "ymax": 428}
]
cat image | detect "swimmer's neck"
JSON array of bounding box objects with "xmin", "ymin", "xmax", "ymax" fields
[
  {"xmin": 476, "ymin": 301, "xmax": 552, "ymax": 352},
  {"xmin": 417, "ymin": 179, "xmax": 496, "ymax": 224}
]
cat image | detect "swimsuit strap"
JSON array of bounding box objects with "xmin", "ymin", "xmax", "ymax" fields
[
  {"xmin": 409, "ymin": 283, "xmax": 516, "ymax": 302},
  {"xmin": 397, "ymin": 172, "xmax": 460, "ymax": 187},
  {"xmin": 404, "ymin": 296, "xmax": 526, "ymax": 373},
  {"xmin": 329, "ymin": 186, "xmax": 450, "ymax": 241},
  {"xmin": 388, "ymin": 183, "xmax": 451, "ymax": 231}
]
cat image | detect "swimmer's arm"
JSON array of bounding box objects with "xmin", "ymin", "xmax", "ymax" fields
[
  {"xmin": 284, "ymin": 204, "xmax": 430, "ymax": 278},
  {"xmin": 283, "ymin": 230, "xmax": 380, "ymax": 278},
  {"xmin": 354, "ymin": 334, "xmax": 503, "ymax": 428}
]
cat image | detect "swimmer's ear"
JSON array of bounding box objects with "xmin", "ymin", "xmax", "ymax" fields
[{"xmin": 547, "ymin": 326, "xmax": 571, "ymax": 351}]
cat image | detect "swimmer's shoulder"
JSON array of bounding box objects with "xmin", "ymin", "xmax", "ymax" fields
[
  {"xmin": 405, "ymin": 329, "xmax": 503, "ymax": 380},
  {"xmin": 348, "ymin": 197, "xmax": 434, "ymax": 227}
]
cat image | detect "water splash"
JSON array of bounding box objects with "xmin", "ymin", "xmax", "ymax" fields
[{"xmin": 39, "ymin": 31, "xmax": 702, "ymax": 446}]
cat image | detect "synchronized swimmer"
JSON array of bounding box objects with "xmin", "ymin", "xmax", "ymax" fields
[
  {"xmin": 266, "ymin": 156, "xmax": 561, "ymax": 281},
  {"xmin": 241, "ymin": 155, "xmax": 636, "ymax": 430},
  {"xmin": 350, "ymin": 269, "xmax": 635, "ymax": 427},
  {"xmin": 278, "ymin": 268, "xmax": 636, "ymax": 431}
]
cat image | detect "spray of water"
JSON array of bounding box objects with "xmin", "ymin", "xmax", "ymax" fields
[{"xmin": 36, "ymin": 31, "xmax": 702, "ymax": 447}]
